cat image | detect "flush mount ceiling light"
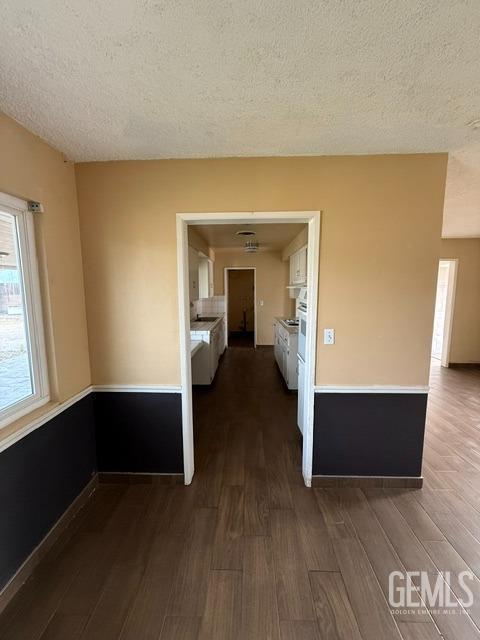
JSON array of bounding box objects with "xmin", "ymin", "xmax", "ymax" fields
[
  {"xmin": 236, "ymin": 229, "xmax": 256, "ymax": 237},
  {"xmin": 244, "ymin": 241, "xmax": 259, "ymax": 253}
]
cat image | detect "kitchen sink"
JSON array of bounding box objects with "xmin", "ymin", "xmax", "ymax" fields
[{"xmin": 195, "ymin": 316, "xmax": 219, "ymax": 322}]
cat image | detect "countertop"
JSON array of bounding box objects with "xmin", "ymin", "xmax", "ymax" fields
[
  {"xmin": 275, "ymin": 317, "xmax": 299, "ymax": 334},
  {"xmin": 190, "ymin": 340, "xmax": 204, "ymax": 357},
  {"xmin": 190, "ymin": 315, "xmax": 224, "ymax": 333}
]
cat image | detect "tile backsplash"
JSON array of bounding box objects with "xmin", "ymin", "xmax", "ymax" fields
[{"xmin": 190, "ymin": 295, "xmax": 225, "ymax": 319}]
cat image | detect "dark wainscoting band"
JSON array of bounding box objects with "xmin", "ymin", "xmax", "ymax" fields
[
  {"xmin": 93, "ymin": 392, "xmax": 183, "ymax": 474},
  {"xmin": 449, "ymin": 363, "xmax": 480, "ymax": 369},
  {"xmin": 0, "ymin": 395, "xmax": 97, "ymax": 592},
  {"xmin": 313, "ymin": 392, "xmax": 428, "ymax": 478}
]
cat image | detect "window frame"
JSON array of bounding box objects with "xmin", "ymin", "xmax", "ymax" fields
[{"xmin": 0, "ymin": 191, "xmax": 49, "ymax": 428}]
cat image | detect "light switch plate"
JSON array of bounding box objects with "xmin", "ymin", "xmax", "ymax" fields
[{"xmin": 324, "ymin": 328, "xmax": 335, "ymax": 345}]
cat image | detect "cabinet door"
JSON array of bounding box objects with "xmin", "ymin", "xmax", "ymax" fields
[
  {"xmin": 298, "ymin": 247, "xmax": 307, "ymax": 283},
  {"xmin": 208, "ymin": 260, "xmax": 214, "ymax": 297},
  {"xmin": 282, "ymin": 343, "xmax": 288, "ymax": 384},
  {"xmin": 291, "ymin": 250, "xmax": 305, "ymax": 284},
  {"xmin": 289, "ymin": 258, "xmax": 295, "ymax": 285},
  {"xmin": 289, "ymin": 253, "xmax": 298, "ymax": 284},
  {"xmin": 274, "ymin": 336, "xmax": 281, "ymax": 368},
  {"xmin": 297, "ymin": 357, "xmax": 305, "ymax": 433},
  {"xmin": 189, "ymin": 247, "xmax": 199, "ymax": 301}
]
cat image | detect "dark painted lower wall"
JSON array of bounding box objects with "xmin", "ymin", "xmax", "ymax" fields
[
  {"xmin": 93, "ymin": 392, "xmax": 183, "ymax": 473},
  {"xmin": 312, "ymin": 392, "xmax": 428, "ymax": 477},
  {"xmin": 0, "ymin": 395, "xmax": 97, "ymax": 590}
]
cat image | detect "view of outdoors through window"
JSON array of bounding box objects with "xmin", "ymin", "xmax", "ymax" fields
[{"xmin": 0, "ymin": 211, "xmax": 33, "ymax": 412}]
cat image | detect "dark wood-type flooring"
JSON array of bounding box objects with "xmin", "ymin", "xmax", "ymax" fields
[{"xmin": 1, "ymin": 351, "xmax": 480, "ymax": 639}]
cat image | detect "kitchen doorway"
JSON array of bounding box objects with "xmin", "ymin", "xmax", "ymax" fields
[
  {"xmin": 431, "ymin": 258, "xmax": 458, "ymax": 367},
  {"xmin": 177, "ymin": 211, "xmax": 321, "ymax": 486},
  {"xmin": 225, "ymin": 268, "xmax": 256, "ymax": 348}
]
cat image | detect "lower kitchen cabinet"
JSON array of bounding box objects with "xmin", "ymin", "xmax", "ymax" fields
[
  {"xmin": 191, "ymin": 318, "xmax": 226, "ymax": 384},
  {"xmin": 273, "ymin": 318, "xmax": 298, "ymax": 390}
]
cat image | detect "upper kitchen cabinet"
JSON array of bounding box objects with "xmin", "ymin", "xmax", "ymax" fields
[
  {"xmin": 189, "ymin": 247, "xmax": 214, "ymax": 301},
  {"xmin": 188, "ymin": 246, "xmax": 200, "ymax": 301},
  {"xmin": 198, "ymin": 256, "xmax": 214, "ymax": 299},
  {"xmin": 289, "ymin": 245, "xmax": 307, "ymax": 285}
]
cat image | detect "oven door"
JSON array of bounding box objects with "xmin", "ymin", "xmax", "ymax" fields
[{"xmin": 298, "ymin": 308, "xmax": 307, "ymax": 361}]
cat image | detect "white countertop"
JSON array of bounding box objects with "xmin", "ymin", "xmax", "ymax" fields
[
  {"xmin": 275, "ymin": 317, "xmax": 299, "ymax": 334},
  {"xmin": 190, "ymin": 315, "xmax": 224, "ymax": 334},
  {"xmin": 190, "ymin": 339, "xmax": 204, "ymax": 357}
]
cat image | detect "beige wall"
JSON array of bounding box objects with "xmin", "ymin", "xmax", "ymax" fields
[
  {"xmin": 282, "ymin": 227, "xmax": 308, "ymax": 261},
  {"xmin": 440, "ymin": 238, "xmax": 480, "ymax": 364},
  {"xmin": 214, "ymin": 250, "xmax": 292, "ymax": 344},
  {"xmin": 188, "ymin": 226, "xmax": 211, "ymax": 258},
  {"xmin": 75, "ymin": 154, "xmax": 447, "ymax": 386},
  {"xmin": 0, "ymin": 113, "xmax": 91, "ymax": 440}
]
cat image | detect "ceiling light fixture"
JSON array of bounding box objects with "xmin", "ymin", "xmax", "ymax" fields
[
  {"xmin": 244, "ymin": 241, "xmax": 259, "ymax": 253},
  {"xmin": 236, "ymin": 229, "xmax": 256, "ymax": 237}
]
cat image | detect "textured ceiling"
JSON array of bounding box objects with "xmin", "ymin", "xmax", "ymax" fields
[
  {"xmin": 443, "ymin": 150, "xmax": 480, "ymax": 237},
  {"xmin": 1, "ymin": 1, "xmax": 480, "ymax": 163},
  {"xmin": 194, "ymin": 223, "xmax": 306, "ymax": 251}
]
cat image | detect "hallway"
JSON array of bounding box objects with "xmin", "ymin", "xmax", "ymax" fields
[{"xmin": 0, "ymin": 349, "xmax": 479, "ymax": 639}]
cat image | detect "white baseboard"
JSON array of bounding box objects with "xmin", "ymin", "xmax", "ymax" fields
[
  {"xmin": 314, "ymin": 385, "xmax": 429, "ymax": 394},
  {"xmin": 92, "ymin": 384, "xmax": 182, "ymax": 393}
]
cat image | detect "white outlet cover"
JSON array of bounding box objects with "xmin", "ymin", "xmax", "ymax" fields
[{"xmin": 324, "ymin": 328, "xmax": 335, "ymax": 345}]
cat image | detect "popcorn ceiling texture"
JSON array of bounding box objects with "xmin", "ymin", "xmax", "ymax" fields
[{"xmin": 1, "ymin": 0, "xmax": 480, "ymax": 165}]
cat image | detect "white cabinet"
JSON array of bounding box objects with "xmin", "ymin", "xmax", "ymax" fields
[
  {"xmin": 198, "ymin": 257, "xmax": 214, "ymax": 299},
  {"xmin": 191, "ymin": 318, "xmax": 225, "ymax": 385},
  {"xmin": 297, "ymin": 354, "xmax": 305, "ymax": 434},
  {"xmin": 188, "ymin": 246, "xmax": 199, "ymax": 301},
  {"xmin": 208, "ymin": 260, "xmax": 214, "ymax": 297},
  {"xmin": 289, "ymin": 245, "xmax": 307, "ymax": 285},
  {"xmin": 273, "ymin": 319, "xmax": 298, "ymax": 390}
]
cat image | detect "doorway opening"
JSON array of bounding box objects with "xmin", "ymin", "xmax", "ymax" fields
[
  {"xmin": 225, "ymin": 268, "xmax": 255, "ymax": 348},
  {"xmin": 177, "ymin": 211, "xmax": 321, "ymax": 487},
  {"xmin": 431, "ymin": 258, "xmax": 458, "ymax": 367}
]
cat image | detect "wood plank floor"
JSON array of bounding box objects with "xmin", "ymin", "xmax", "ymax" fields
[{"xmin": 1, "ymin": 351, "xmax": 479, "ymax": 639}]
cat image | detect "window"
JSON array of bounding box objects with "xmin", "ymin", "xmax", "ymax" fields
[{"xmin": 0, "ymin": 192, "xmax": 48, "ymax": 427}]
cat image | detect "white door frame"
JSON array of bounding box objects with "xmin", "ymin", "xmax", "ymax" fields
[
  {"xmin": 224, "ymin": 267, "xmax": 257, "ymax": 348},
  {"xmin": 176, "ymin": 211, "xmax": 321, "ymax": 486},
  {"xmin": 439, "ymin": 258, "xmax": 458, "ymax": 367}
]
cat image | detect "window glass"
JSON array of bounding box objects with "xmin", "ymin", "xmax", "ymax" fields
[{"xmin": 0, "ymin": 211, "xmax": 34, "ymax": 411}]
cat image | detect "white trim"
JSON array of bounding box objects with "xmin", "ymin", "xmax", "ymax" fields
[
  {"xmin": 0, "ymin": 386, "xmax": 92, "ymax": 454},
  {"xmin": 0, "ymin": 192, "xmax": 28, "ymax": 211},
  {"xmin": 183, "ymin": 211, "xmax": 319, "ymax": 224},
  {"xmin": 302, "ymin": 215, "xmax": 320, "ymax": 487},
  {"xmin": 177, "ymin": 211, "xmax": 321, "ymax": 488},
  {"xmin": 177, "ymin": 216, "xmax": 195, "ymax": 485},
  {"xmin": 0, "ymin": 193, "xmax": 49, "ymax": 429},
  {"xmin": 440, "ymin": 258, "xmax": 458, "ymax": 368},
  {"xmin": 314, "ymin": 385, "xmax": 429, "ymax": 394},
  {"xmin": 92, "ymin": 384, "xmax": 182, "ymax": 393},
  {"xmin": 224, "ymin": 267, "xmax": 257, "ymax": 348}
]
